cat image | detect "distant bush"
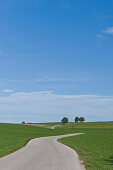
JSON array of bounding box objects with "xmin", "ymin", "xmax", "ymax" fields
[
  {"xmin": 61, "ymin": 117, "xmax": 68, "ymax": 124},
  {"xmin": 75, "ymin": 116, "xmax": 85, "ymax": 123},
  {"xmin": 79, "ymin": 117, "xmax": 85, "ymax": 122},
  {"xmin": 22, "ymin": 121, "xmax": 25, "ymax": 124},
  {"xmin": 75, "ymin": 117, "xmax": 79, "ymax": 123}
]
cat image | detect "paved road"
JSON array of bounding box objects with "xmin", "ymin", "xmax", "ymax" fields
[
  {"xmin": 0, "ymin": 133, "xmax": 85, "ymax": 170},
  {"xmin": 51, "ymin": 124, "xmax": 61, "ymax": 129}
]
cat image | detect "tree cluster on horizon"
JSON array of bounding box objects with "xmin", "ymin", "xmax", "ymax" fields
[
  {"xmin": 61, "ymin": 116, "xmax": 85, "ymax": 124},
  {"xmin": 75, "ymin": 116, "xmax": 85, "ymax": 123}
]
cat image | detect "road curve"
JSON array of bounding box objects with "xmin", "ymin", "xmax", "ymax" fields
[
  {"xmin": 51, "ymin": 124, "xmax": 61, "ymax": 129},
  {"xmin": 0, "ymin": 133, "xmax": 85, "ymax": 170}
]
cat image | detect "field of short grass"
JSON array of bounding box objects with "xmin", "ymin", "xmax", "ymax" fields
[
  {"xmin": 0, "ymin": 121, "xmax": 113, "ymax": 170},
  {"xmin": 58, "ymin": 121, "xmax": 113, "ymax": 128},
  {"xmin": 0, "ymin": 123, "xmax": 66, "ymax": 157},
  {"xmin": 58, "ymin": 122, "xmax": 113, "ymax": 170}
]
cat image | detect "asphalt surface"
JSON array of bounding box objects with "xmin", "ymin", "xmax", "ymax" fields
[
  {"xmin": 0, "ymin": 133, "xmax": 85, "ymax": 170},
  {"xmin": 51, "ymin": 124, "xmax": 61, "ymax": 129}
]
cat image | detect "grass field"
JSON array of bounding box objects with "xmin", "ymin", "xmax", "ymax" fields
[
  {"xmin": 0, "ymin": 123, "xmax": 66, "ymax": 157},
  {"xmin": 58, "ymin": 122, "xmax": 113, "ymax": 170},
  {"xmin": 59, "ymin": 121, "xmax": 113, "ymax": 128},
  {"xmin": 0, "ymin": 122, "xmax": 113, "ymax": 170}
]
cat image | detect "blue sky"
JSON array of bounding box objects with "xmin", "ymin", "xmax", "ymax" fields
[{"xmin": 0, "ymin": 0, "xmax": 113, "ymax": 123}]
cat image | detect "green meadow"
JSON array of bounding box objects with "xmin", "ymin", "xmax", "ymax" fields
[
  {"xmin": 58, "ymin": 122, "xmax": 113, "ymax": 170},
  {"xmin": 0, "ymin": 123, "xmax": 65, "ymax": 157},
  {"xmin": 0, "ymin": 122, "xmax": 113, "ymax": 170}
]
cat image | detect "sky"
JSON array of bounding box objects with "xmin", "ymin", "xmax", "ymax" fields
[{"xmin": 0, "ymin": 0, "xmax": 113, "ymax": 123}]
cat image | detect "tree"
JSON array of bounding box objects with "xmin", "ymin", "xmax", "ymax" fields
[
  {"xmin": 75, "ymin": 116, "xmax": 79, "ymax": 123},
  {"xmin": 22, "ymin": 121, "xmax": 25, "ymax": 124},
  {"xmin": 61, "ymin": 117, "xmax": 68, "ymax": 124},
  {"xmin": 79, "ymin": 117, "xmax": 85, "ymax": 122}
]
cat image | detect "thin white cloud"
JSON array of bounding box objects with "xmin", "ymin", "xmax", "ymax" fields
[
  {"xmin": 35, "ymin": 78, "xmax": 64, "ymax": 82},
  {"xmin": 103, "ymin": 27, "xmax": 113, "ymax": 35},
  {"xmin": 96, "ymin": 26, "xmax": 113, "ymax": 40},
  {"xmin": 0, "ymin": 75, "xmax": 95, "ymax": 84},
  {"xmin": 96, "ymin": 34, "xmax": 110, "ymax": 40},
  {"xmin": 35, "ymin": 76, "xmax": 94, "ymax": 82},
  {"xmin": 0, "ymin": 91, "xmax": 113, "ymax": 122},
  {"xmin": 2, "ymin": 89, "xmax": 14, "ymax": 93}
]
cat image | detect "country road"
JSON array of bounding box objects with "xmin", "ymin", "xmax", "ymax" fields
[
  {"xmin": 51, "ymin": 124, "xmax": 61, "ymax": 129},
  {"xmin": 0, "ymin": 133, "xmax": 85, "ymax": 170}
]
